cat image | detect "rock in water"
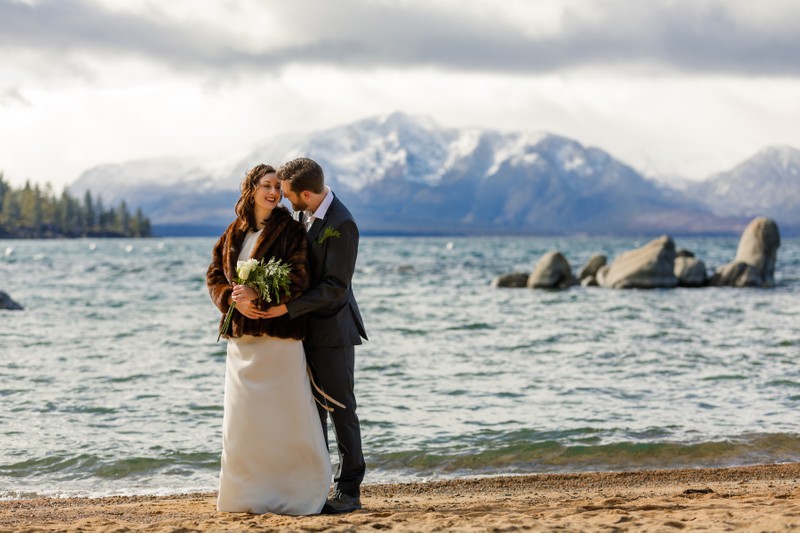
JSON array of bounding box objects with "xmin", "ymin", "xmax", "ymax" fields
[
  {"xmin": 578, "ymin": 254, "xmax": 607, "ymax": 283},
  {"xmin": 0, "ymin": 291, "xmax": 24, "ymax": 311},
  {"xmin": 491, "ymin": 272, "xmax": 530, "ymax": 288},
  {"xmin": 527, "ymin": 251, "xmax": 578, "ymax": 289},
  {"xmin": 734, "ymin": 217, "xmax": 780, "ymax": 287},
  {"xmin": 600, "ymin": 235, "xmax": 679, "ymax": 289},
  {"xmin": 674, "ymin": 257, "xmax": 707, "ymax": 287},
  {"xmin": 710, "ymin": 261, "xmax": 763, "ymax": 288},
  {"xmin": 710, "ymin": 217, "xmax": 781, "ymax": 288}
]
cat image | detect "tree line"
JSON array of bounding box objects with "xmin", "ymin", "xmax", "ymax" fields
[{"xmin": 0, "ymin": 173, "xmax": 152, "ymax": 238}]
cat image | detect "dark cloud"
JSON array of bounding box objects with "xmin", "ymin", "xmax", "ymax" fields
[{"xmin": 1, "ymin": 0, "xmax": 798, "ymax": 77}]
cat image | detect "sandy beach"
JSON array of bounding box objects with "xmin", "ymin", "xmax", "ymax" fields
[{"xmin": 2, "ymin": 463, "xmax": 799, "ymax": 531}]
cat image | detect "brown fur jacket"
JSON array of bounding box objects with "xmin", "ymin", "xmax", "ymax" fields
[{"xmin": 207, "ymin": 206, "xmax": 309, "ymax": 340}]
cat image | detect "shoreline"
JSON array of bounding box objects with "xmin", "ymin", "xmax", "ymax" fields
[{"xmin": 2, "ymin": 463, "xmax": 799, "ymax": 531}]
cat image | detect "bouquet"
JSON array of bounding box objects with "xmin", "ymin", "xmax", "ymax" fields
[{"xmin": 217, "ymin": 257, "xmax": 292, "ymax": 341}]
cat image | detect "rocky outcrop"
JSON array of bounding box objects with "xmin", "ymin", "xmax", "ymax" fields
[
  {"xmin": 527, "ymin": 251, "xmax": 578, "ymax": 289},
  {"xmin": 674, "ymin": 257, "xmax": 707, "ymax": 287},
  {"xmin": 595, "ymin": 265, "xmax": 610, "ymax": 287},
  {"xmin": 0, "ymin": 291, "xmax": 23, "ymax": 311},
  {"xmin": 600, "ymin": 236, "xmax": 679, "ymax": 289},
  {"xmin": 491, "ymin": 272, "xmax": 530, "ymax": 288},
  {"xmin": 490, "ymin": 218, "xmax": 782, "ymax": 291},
  {"xmin": 734, "ymin": 217, "xmax": 780, "ymax": 286},
  {"xmin": 578, "ymin": 254, "xmax": 607, "ymax": 286},
  {"xmin": 710, "ymin": 261, "xmax": 763, "ymax": 287},
  {"xmin": 710, "ymin": 217, "xmax": 781, "ymax": 288}
]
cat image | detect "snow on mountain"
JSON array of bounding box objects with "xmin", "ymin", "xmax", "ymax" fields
[
  {"xmin": 236, "ymin": 112, "xmax": 466, "ymax": 190},
  {"xmin": 70, "ymin": 158, "xmax": 221, "ymax": 204},
  {"xmin": 687, "ymin": 145, "xmax": 800, "ymax": 226},
  {"xmin": 67, "ymin": 112, "xmax": 782, "ymax": 235}
]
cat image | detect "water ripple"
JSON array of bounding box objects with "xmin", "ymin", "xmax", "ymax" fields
[{"xmin": 1, "ymin": 235, "xmax": 799, "ymax": 497}]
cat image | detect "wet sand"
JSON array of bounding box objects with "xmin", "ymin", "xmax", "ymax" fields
[{"xmin": 2, "ymin": 463, "xmax": 799, "ymax": 531}]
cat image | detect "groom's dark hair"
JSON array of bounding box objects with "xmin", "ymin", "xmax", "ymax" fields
[{"xmin": 277, "ymin": 157, "xmax": 325, "ymax": 194}]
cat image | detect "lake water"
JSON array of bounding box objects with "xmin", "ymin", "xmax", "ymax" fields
[{"xmin": 1, "ymin": 235, "xmax": 799, "ymax": 499}]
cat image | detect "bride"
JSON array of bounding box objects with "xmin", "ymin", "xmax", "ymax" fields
[{"xmin": 207, "ymin": 164, "xmax": 331, "ymax": 515}]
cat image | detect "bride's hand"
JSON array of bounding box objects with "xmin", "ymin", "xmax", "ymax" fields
[{"xmin": 232, "ymin": 284, "xmax": 258, "ymax": 303}]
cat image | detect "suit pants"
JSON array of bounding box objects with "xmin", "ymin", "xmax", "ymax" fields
[{"xmin": 304, "ymin": 344, "xmax": 365, "ymax": 497}]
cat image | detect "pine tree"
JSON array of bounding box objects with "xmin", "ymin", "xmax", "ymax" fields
[{"xmin": 0, "ymin": 177, "xmax": 152, "ymax": 238}]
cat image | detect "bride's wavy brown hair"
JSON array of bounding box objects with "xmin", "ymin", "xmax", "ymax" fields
[{"xmin": 235, "ymin": 164, "xmax": 277, "ymax": 231}]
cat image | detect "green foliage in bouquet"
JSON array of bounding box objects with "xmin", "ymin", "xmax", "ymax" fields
[{"xmin": 217, "ymin": 257, "xmax": 292, "ymax": 341}]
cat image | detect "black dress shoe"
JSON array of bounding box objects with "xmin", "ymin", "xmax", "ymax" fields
[{"xmin": 321, "ymin": 490, "xmax": 362, "ymax": 514}]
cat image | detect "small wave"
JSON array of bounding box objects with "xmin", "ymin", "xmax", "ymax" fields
[
  {"xmin": 1, "ymin": 451, "xmax": 219, "ymax": 481},
  {"xmin": 188, "ymin": 404, "xmax": 222, "ymax": 412},
  {"xmin": 368, "ymin": 433, "xmax": 800, "ymax": 475},
  {"xmin": 767, "ymin": 380, "xmax": 800, "ymax": 388},
  {"xmin": 107, "ymin": 374, "xmax": 152, "ymax": 383},
  {"xmin": 702, "ymin": 374, "xmax": 747, "ymax": 381},
  {"xmin": 0, "ymin": 389, "xmax": 27, "ymax": 397},
  {"xmin": 446, "ymin": 323, "xmax": 493, "ymax": 331},
  {"xmin": 62, "ymin": 405, "xmax": 118, "ymax": 415}
]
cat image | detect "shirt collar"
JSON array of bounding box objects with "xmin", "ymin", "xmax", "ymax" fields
[{"xmin": 305, "ymin": 186, "xmax": 333, "ymax": 221}]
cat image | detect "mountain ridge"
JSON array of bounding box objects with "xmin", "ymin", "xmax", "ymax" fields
[{"xmin": 68, "ymin": 113, "xmax": 798, "ymax": 236}]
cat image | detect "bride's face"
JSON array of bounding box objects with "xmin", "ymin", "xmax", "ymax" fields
[{"xmin": 254, "ymin": 173, "xmax": 281, "ymax": 212}]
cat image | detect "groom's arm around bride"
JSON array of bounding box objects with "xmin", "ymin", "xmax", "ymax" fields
[{"xmin": 263, "ymin": 157, "xmax": 367, "ymax": 514}]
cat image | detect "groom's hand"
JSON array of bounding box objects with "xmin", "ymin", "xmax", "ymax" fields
[
  {"xmin": 236, "ymin": 299, "xmax": 272, "ymax": 319},
  {"xmin": 262, "ymin": 304, "xmax": 288, "ymax": 318}
]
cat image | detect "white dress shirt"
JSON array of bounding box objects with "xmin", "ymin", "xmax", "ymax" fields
[{"xmin": 303, "ymin": 186, "xmax": 333, "ymax": 231}]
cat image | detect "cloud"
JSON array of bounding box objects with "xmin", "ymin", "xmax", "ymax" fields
[
  {"xmin": 0, "ymin": 86, "xmax": 29, "ymax": 106},
  {"xmin": 1, "ymin": 0, "xmax": 799, "ymax": 78}
]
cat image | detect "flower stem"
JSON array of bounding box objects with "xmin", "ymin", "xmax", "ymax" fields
[{"xmin": 217, "ymin": 302, "xmax": 236, "ymax": 342}]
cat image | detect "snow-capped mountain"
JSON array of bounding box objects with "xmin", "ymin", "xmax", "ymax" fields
[
  {"xmin": 69, "ymin": 113, "xmax": 768, "ymax": 235},
  {"xmin": 69, "ymin": 157, "xmax": 238, "ymax": 228},
  {"xmin": 685, "ymin": 146, "xmax": 800, "ymax": 228}
]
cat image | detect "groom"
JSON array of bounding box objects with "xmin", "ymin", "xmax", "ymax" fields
[{"xmin": 264, "ymin": 157, "xmax": 368, "ymax": 514}]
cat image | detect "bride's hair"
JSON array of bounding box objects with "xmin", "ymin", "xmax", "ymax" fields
[{"xmin": 235, "ymin": 164, "xmax": 277, "ymax": 231}]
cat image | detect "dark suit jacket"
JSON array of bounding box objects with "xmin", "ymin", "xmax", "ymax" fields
[{"xmin": 286, "ymin": 194, "xmax": 368, "ymax": 348}]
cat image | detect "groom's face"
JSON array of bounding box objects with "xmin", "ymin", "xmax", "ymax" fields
[{"xmin": 281, "ymin": 180, "xmax": 308, "ymax": 211}]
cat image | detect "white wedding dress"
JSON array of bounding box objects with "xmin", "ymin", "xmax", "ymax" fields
[{"xmin": 217, "ymin": 230, "xmax": 331, "ymax": 515}]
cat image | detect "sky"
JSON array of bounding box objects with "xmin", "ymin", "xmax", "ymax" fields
[{"xmin": 1, "ymin": 0, "xmax": 799, "ymax": 191}]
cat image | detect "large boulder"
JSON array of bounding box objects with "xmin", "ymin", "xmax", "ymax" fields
[
  {"xmin": 491, "ymin": 272, "xmax": 530, "ymax": 288},
  {"xmin": 578, "ymin": 254, "xmax": 607, "ymax": 283},
  {"xmin": 710, "ymin": 261, "xmax": 763, "ymax": 287},
  {"xmin": 600, "ymin": 235, "xmax": 679, "ymax": 289},
  {"xmin": 734, "ymin": 217, "xmax": 780, "ymax": 286},
  {"xmin": 710, "ymin": 217, "xmax": 781, "ymax": 288},
  {"xmin": 674, "ymin": 256, "xmax": 707, "ymax": 287},
  {"xmin": 595, "ymin": 265, "xmax": 610, "ymax": 287},
  {"xmin": 0, "ymin": 291, "xmax": 23, "ymax": 311},
  {"xmin": 527, "ymin": 251, "xmax": 578, "ymax": 289}
]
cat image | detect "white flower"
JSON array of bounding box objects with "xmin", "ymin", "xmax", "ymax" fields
[{"xmin": 236, "ymin": 258, "xmax": 259, "ymax": 280}]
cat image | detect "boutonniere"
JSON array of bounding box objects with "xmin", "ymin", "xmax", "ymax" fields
[{"xmin": 317, "ymin": 226, "xmax": 341, "ymax": 244}]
